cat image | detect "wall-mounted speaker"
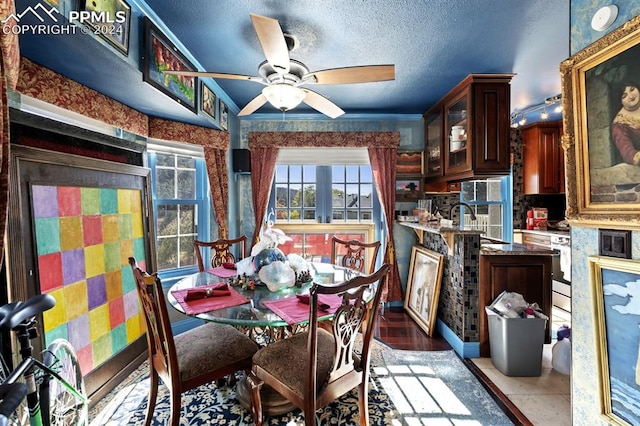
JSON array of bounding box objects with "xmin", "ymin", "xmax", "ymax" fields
[{"xmin": 232, "ymin": 149, "xmax": 251, "ymax": 173}]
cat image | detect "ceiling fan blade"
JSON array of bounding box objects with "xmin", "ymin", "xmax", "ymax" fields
[
  {"xmin": 163, "ymin": 70, "xmax": 264, "ymax": 83},
  {"xmin": 250, "ymin": 14, "xmax": 290, "ymax": 75},
  {"xmin": 306, "ymin": 65, "xmax": 395, "ymax": 85},
  {"xmin": 238, "ymin": 93, "xmax": 268, "ymax": 116},
  {"xmin": 301, "ymin": 89, "xmax": 344, "ymax": 119}
]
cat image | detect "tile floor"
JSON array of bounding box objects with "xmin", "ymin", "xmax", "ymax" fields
[{"xmin": 471, "ymin": 307, "xmax": 572, "ymax": 426}]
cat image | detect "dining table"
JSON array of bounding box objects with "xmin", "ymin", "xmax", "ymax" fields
[{"xmin": 166, "ymin": 261, "xmax": 362, "ymax": 415}]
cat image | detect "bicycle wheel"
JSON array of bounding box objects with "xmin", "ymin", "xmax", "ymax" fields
[{"xmin": 40, "ymin": 339, "xmax": 87, "ymax": 426}]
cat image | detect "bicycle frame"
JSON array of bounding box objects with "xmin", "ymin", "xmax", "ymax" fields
[{"xmin": 3, "ymin": 354, "xmax": 87, "ymax": 426}]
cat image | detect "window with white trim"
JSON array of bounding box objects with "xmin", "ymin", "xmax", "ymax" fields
[
  {"xmin": 148, "ymin": 142, "xmax": 211, "ymax": 272},
  {"xmin": 460, "ymin": 175, "xmax": 512, "ymax": 241}
]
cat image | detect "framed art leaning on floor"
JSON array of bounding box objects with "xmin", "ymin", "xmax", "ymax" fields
[{"xmin": 404, "ymin": 245, "xmax": 444, "ymax": 336}]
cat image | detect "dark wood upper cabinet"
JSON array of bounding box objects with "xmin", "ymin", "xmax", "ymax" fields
[
  {"xmin": 522, "ymin": 122, "xmax": 564, "ymax": 194},
  {"xmin": 423, "ymin": 74, "xmax": 513, "ymax": 192}
]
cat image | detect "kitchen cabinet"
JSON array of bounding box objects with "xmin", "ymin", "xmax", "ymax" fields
[
  {"xmin": 423, "ymin": 74, "xmax": 513, "ymax": 188},
  {"xmin": 424, "ymin": 107, "xmax": 444, "ymax": 178},
  {"xmin": 522, "ymin": 122, "xmax": 564, "ymax": 194},
  {"xmin": 479, "ymin": 253, "xmax": 553, "ymax": 357}
]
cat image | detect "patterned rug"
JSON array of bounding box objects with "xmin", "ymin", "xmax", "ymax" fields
[
  {"xmin": 377, "ymin": 349, "xmax": 514, "ymax": 425},
  {"xmin": 89, "ymin": 339, "xmax": 400, "ymax": 425}
]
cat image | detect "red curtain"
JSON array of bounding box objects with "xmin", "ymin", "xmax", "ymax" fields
[
  {"xmin": 249, "ymin": 146, "xmax": 279, "ymax": 245},
  {"xmin": 202, "ymin": 145, "xmax": 230, "ymax": 237},
  {"xmin": 0, "ymin": 0, "xmax": 19, "ymax": 267},
  {"xmin": 368, "ymin": 147, "xmax": 402, "ymax": 302}
]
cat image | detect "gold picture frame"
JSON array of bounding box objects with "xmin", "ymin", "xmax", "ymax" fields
[
  {"xmin": 589, "ymin": 256, "xmax": 640, "ymax": 425},
  {"xmin": 560, "ymin": 15, "xmax": 640, "ymax": 228},
  {"xmin": 404, "ymin": 245, "xmax": 444, "ymax": 336}
]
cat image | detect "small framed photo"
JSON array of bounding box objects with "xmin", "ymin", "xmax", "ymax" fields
[
  {"xmin": 78, "ymin": 0, "xmax": 131, "ymax": 56},
  {"xmin": 396, "ymin": 176, "xmax": 422, "ymax": 200},
  {"xmin": 219, "ymin": 99, "xmax": 228, "ymax": 131},
  {"xmin": 598, "ymin": 229, "xmax": 632, "ymax": 259},
  {"xmin": 404, "ymin": 245, "xmax": 445, "ymax": 336},
  {"xmin": 142, "ymin": 18, "xmax": 197, "ymax": 113},
  {"xmin": 200, "ymin": 81, "xmax": 216, "ymax": 121},
  {"xmin": 396, "ymin": 151, "xmax": 424, "ymax": 175}
]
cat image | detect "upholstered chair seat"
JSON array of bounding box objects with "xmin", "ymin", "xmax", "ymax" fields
[
  {"xmin": 251, "ymin": 329, "xmax": 335, "ymax": 397},
  {"xmin": 175, "ymin": 322, "xmax": 259, "ymax": 383}
]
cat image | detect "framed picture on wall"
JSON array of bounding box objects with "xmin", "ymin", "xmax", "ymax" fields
[
  {"xmin": 589, "ymin": 256, "xmax": 640, "ymax": 425},
  {"xmin": 561, "ymin": 14, "xmax": 640, "ymax": 228},
  {"xmin": 396, "ymin": 176, "xmax": 422, "ymax": 200},
  {"xmin": 142, "ymin": 17, "xmax": 198, "ymax": 113},
  {"xmin": 404, "ymin": 245, "xmax": 444, "ymax": 336},
  {"xmin": 396, "ymin": 151, "xmax": 424, "ymax": 175},
  {"xmin": 77, "ymin": 0, "xmax": 132, "ymax": 55},
  {"xmin": 201, "ymin": 81, "xmax": 216, "ymax": 121},
  {"xmin": 219, "ymin": 99, "xmax": 228, "ymax": 131}
]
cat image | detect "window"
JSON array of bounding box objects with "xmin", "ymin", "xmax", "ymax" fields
[
  {"xmin": 148, "ymin": 145, "xmax": 211, "ymax": 272},
  {"xmin": 272, "ymin": 165, "xmax": 376, "ymax": 223},
  {"xmin": 269, "ymin": 161, "xmax": 380, "ymax": 264},
  {"xmin": 460, "ymin": 175, "xmax": 512, "ymax": 241}
]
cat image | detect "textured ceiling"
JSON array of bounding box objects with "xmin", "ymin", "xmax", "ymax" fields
[{"xmin": 15, "ymin": 0, "xmax": 570, "ymax": 126}]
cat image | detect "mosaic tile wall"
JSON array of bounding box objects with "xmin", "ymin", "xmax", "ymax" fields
[{"xmin": 421, "ymin": 231, "xmax": 481, "ymax": 343}]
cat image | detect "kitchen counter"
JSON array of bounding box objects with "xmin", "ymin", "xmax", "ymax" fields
[
  {"xmin": 481, "ymin": 242, "xmax": 557, "ymax": 255},
  {"xmin": 398, "ymin": 220, "xmax": 484, "ymax": 255},
  {"xmin": 517, "ymin": 229, "xmax": 570, "ymax": 237}
]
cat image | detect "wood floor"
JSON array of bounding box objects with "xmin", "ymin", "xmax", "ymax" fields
[
  {"xmin": 375, "ymin": 306, "xmax": 529, "ymax": 425},
  {"xmin": 374, "ymin": 306, "xmax": 451, "ymax": 351}
]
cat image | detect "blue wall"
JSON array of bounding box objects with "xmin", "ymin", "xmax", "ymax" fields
[{"xmin": 568, "ymin": 2, "xmax": 640, "ymax": 424}]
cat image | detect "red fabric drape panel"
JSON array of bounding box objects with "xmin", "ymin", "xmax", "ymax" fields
[
  {"xmin": 368, "ymin": 147, "xmax": 402, "ymax": 302},
  {"xmin": 0, "ymin": 0, "xmax": 19, "ymax": 267},
  {"xmin": 249, "ymin": 146, "xmax": 279, "ymax": 245},
  {"xmin": 203, "ymin": 145, "xmax": 229, "ymax": 237}
]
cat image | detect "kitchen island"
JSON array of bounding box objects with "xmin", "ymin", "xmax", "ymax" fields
[{"xmin": 398, "ymin": 221, "xmax": 556, "ymax": 358}]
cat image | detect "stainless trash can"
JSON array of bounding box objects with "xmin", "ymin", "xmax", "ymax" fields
[{"xmin": 485, "ymin": 307, "xmax": 547, "ymax": 376}]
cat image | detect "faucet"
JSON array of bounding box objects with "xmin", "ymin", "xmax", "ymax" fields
[{"xmin": 449, "ymin": 202, "xmax": 477, "ymax": 223}]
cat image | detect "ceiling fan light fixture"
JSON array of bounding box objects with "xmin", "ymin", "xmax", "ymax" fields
[{"xmin": 262, "ymin": 84, "xmax": 306, "ymax": 111}]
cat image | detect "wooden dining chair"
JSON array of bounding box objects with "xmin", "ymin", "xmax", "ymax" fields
[
  {"xmin": 330, "ymin": 236, "xmax": 381, "ymax": 274},
  {"xmin": 194, "ymin": 235, "xmax": 247, "ymax": 271},
  {"xmin": 248, "ymin": 263, "xmax": 390, "ymax": 426},
  {"xmin": 128, "ymin": 257, "xmax": 259, "ymax": 426}
]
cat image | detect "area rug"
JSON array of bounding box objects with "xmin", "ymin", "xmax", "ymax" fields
[
  {"xmin": 377, "ymin": 349, "xmax": 514, "ymax": 425},
  {"xmin": 90, "ymin": 340, "xmax": 400, "ymax": 425}
]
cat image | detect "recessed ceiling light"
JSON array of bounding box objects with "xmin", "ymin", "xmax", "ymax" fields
[{"xmin": 591, "ymin": 5, "xmax": 618, "ymax": 32}]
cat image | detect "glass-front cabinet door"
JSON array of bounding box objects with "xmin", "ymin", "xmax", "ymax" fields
[
  {"xmin": 424, "ymin": 107, "xmax": 443, "ymax": 178},
  {"xmin": 445, "ymin": 93, "xmax": 471, "ymax": 174}
]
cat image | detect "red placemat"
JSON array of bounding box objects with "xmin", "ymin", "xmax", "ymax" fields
[
  {"xmin": 263, "ymin": 294, "xmax": 342, "ymax": 325},
  {"xmin": 171, "ymin": 283, "xmax": 249, "ymax": 315},
  {"xmin": 206, "ymin": 266, "xmax": 238, "ymax": 278}
]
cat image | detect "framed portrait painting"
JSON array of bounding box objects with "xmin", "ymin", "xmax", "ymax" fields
[
  {"xmin": 143, "ymin": 18, "xmax": 198, "ymax": 113},
  {"xmin": 561, "ymin": 15, "xmax": 640, "ymax": 227},
  {"xmin": 77, "ymin": 0, "xmax": 131, "ymax": 55},
  {"xmin": 589, "ymin": 256, "xmax": 640, "ymax": 425},
  {"xmin": 201, "ymin": 81, "xmax": 216, "ymax": 121},
  {"xmin": 404, "ymin": 245, "xmax": 444, "ymax": 336}
]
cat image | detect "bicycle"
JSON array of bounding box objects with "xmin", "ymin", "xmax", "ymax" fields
[{"xmin": 0, "ymin": 294, "xmax": 88, "ymax": 425}]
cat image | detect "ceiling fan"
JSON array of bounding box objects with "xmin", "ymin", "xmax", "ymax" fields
[{"xmin": 164, "ymin": 14, "xmax": 395, "ymax": 119}]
